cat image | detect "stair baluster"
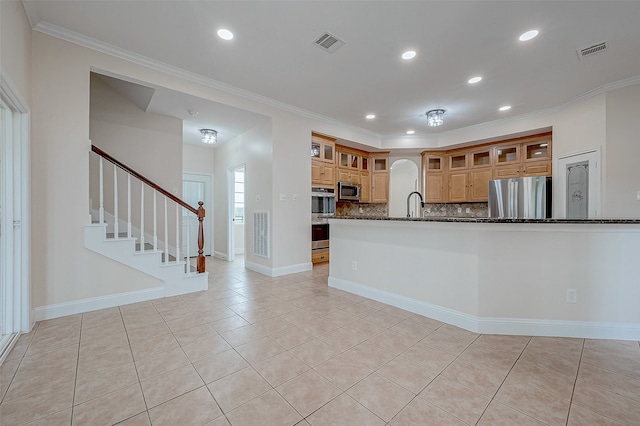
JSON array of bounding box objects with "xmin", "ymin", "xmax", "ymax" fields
[
  {"xmin": 113, "ymin": 164, "xmax": 119, "ymax": 239},
  {"xmin": 140, "ymin": 183, "xmax": 145, "ymax": 251}
]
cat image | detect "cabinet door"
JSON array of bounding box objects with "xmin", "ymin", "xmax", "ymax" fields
[
  {"xmin": 373, "ymin": 157, "xmax": 388, "ymax": 172},
  {"xmin": 360, "ymin": 172, "xmax": 370, "ymax": 203},
  {"xmin": 322, "ymin": 142, "xmax": 335, "ymax": 163},
  {"xmin": 522, "ymin": 161, "xmax": 551, "ymax": 177},
  {"xmin": 494, "ymin": 145, "xmax": 520, "ymax": 165},
  {"xmin": 311, "ymin": 161, "xmax": 322, "ymax": 185},
  {"xmin": 338, "ymin": 170, "xmax": 359, "ymax": 184},
  {"xmin": 321, "ymin": 164, "xmax": 335, "ymax": 186},
  {"xmin": 469, "ymin": 169, "xmax": 493, "ymax": 201},
  {"xmin": 425, "ymin": 173, "xmax": 444, "ymax": 203},
  {"xmin": 471, "ymin": 149, "xmax": 491, "ymax": 168},
  {"xmin": 522, "ymin": 141, "xmax": 550, "ymax": 163},
  {"xmin": 339, "ymin": 152, "xmax": 350, "ymax": 168},
  {"xmin": 448, "ymin": 172, "xmax": 468, "ymax": 202},
  {"xmin": 350, "ymin": 154, "xmax": 360, "ymax": 170},
  {"xmin": 494, "ymin": 164, "xmax": 521, "ymax": 179},
  {"xmin": 371, "ymin": 173, "xmax": 389, "ymax": 203},
  {"xmin": 448, "ymin": 153, "xmax": 468, "ymax": 170}
]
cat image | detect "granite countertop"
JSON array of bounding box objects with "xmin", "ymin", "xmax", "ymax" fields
[{"xmin": 332, "ymin": 216, "xmax": 640, "ymax": 224}]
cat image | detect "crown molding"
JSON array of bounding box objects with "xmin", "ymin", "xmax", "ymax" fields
[{"xmin": 32, "ymin": 21, "xmax": 381, "ymax": 140}]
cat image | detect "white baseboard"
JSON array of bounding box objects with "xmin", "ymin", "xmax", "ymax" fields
[
  {"xmin": 234, "ymin": 248, "xmax": 245, "ymax": 255},
  {"xmin": 328, "ymin": 276, "xmax": 640, "ymax": 341},
  {"xmin": 34, "ymin": 287, "xmax": 165, "ymax": 321},
  {"xmin": 245, "ymin": 260, "xmax": 312, "ymax": 277},
  {"xmin": 214, "ymin": 251, "xmax": 228, "ymax": 260}
]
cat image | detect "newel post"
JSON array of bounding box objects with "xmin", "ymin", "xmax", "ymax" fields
[{"xmin": 197, "ymin": 201, "xmax": 206, "ymax": 273}]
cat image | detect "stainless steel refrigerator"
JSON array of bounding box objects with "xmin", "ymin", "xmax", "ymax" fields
[{"xmin": 488, "ymin": 176, "xmax": 552, "ymax": 218}]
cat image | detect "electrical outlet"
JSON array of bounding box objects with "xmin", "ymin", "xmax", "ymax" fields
[
  {"xmin": 292, "ymin": 194, "xmax": 298, "ymax": 201},
  {"xmin": 465, "ymin": 207, "xmax": 471, "ymax": 213},
  {"xmin": 566, "ymin": 288, "xmax": 577, "ymax": 303},
  {"xmin": 637, "ymin": 190, "xmax": 640, "ymax": 201},
  {"xmin": 457, "ymin": 207, "xmax": 462, "ymax": 213},
  {"xmin": 255, "ymin": 195, "xmax": 261, "ymax": 202},
  {"xmin": 351, "ymin": 261, "xmax": 357, "ymax": 271},
  {"xmin": 279, "ymin": 194, "xmax": 287, "ymax": 201}
]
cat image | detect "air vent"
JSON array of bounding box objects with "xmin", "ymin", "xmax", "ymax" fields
[
  {"xmin": 577, "ymin": 42, "xmax": 608, "ymax": 60},
  {"xmin": 313, "ymin": 32, "xmax": 345, "ymax": 53},
  {"xmin": 253, "ymin": 211, "xmax": 270, "ymax": 258}
]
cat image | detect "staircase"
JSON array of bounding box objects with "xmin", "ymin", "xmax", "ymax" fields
[{"xmin": 85, "ymin": 145, "xmax": 208, "ymax": 298}]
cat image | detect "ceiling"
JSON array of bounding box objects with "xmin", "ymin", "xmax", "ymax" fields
[{"xmin": 23, "ymin": 1, "xmax": 640, "ymax": 144}]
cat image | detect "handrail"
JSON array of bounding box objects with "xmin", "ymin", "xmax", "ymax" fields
[
  {"xmin": 91, "ymin": 144, "xmax": 206, "ymax": 273},
  {"xmin": 92, "ymin": 145, "xmax": 197, "ymax": 214}
]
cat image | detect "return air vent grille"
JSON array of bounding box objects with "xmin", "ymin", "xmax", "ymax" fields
[
  {"xmin": 577, "ymin": 42, "xmax": 608, "ymax": 60},
  {"xmin": 253, "ymin": 211, "xmax": 270, "ymax": 258},
  {"xmin": 313, "ymin": 32, "xmax": 345, "ymax": 53}
]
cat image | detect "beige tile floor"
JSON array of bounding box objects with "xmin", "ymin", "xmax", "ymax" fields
[{"xmin": 1, "ymin": 256, "xmax": 640, "ymax": 425}]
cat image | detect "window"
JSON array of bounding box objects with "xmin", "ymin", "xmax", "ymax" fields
[{"xmin": 234, "ymin": 169, "xmax": 244, "ymax": 223}]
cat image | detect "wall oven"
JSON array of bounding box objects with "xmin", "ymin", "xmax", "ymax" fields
[
  {"xmin": 312, "ymin": 187, "xmax": 336, "ymax": 218},
  {"xmin": 311, "ymin": 221, "xmax": 330, "ymax": 250}
]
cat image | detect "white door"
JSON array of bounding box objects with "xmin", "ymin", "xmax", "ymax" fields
[
  {"xmin": 555, "ymin": 149, "xmax": 601, "ymax": 218},
  {"xmin": 182, "ymin": 173, "xmax": 213, "ymax": 258},
  {"xmin": 228, "ymin": 166, "xmax": 245, "ymax": 262}
]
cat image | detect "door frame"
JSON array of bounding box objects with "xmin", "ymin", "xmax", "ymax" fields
[
  {"xmin": 0, "ymin": 73, "xmax": 31, "ymax": 362},
  {"xmin": 182, "ymin": 172, "xmax": 213, "ymax": 257},
  {"xmin": 554, "ymin": 148, "xmax": 602, "ymax": 218}
]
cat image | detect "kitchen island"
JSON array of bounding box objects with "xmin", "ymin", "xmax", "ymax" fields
[{"xmin": 329, "ymin": 216, "xmax": 640, "ymax": 340}]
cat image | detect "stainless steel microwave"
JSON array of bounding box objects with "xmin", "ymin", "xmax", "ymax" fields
[{"xmin": 338, "ymin": 181, "xmax": 361, "ymax": 202}]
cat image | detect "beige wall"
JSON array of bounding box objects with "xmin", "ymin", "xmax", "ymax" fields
[
  {"xmin": 1, "ymin": 1, "xmax": 32, "ymax": 105},
  {"xmin": 183, "ymin": 144, "xmax": 214, "ymax": 176}
]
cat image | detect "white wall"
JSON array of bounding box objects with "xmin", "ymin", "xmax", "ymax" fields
[
  {"xmin": 605, "ymin": 84, "xmax": 640, "ymax": 217},
  {"xmin": 330, "ymin": 219, "xmax": 640, "ymax": 339},
  {"xmin": 183, "ymin": 144, "xmax": 215, "ymax": 176}
]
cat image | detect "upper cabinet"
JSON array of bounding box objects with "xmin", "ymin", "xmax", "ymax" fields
[
  {"xmin": 311, "ymin": 133, "xmax": 336, "ymax": 188},
  {"xmin": 311, "ymin": 134, "xmax": 335, "ymax": 164},
  {"xmin": 369, "ymin": 152, "xmax": 390, "ymax": 203},
  {"xmin": 421, "ymin": 132, "xmax": 552, "ymax": 203}
]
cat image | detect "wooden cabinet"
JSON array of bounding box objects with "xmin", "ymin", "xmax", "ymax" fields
[
  {"xmin": 421, "ymin": 132, "xmax": 552, "ymax": 203},
  {"xmin": 371, "ymin": 173, "xmax": 389, "ymax": 203},
  {"xmin": 312, "ymin": 249, "xmax": 329, "ymax": 264},
  {"xmin": 338, "ymin": 169, "xmax": 360, "ymax": 184},
  {"xmin": 448, "ymin": 172, "xmax": 468, "ymax": 202},
  {"xmin": 369, "ymin": 152, "xmax": 390, "ymax": 203},
  {"xmin": 360, "ymin": 171, "xmax": 371, "ymax": 202},
  {"xmin": 312, "ymin": 160, "xmax": 335, "ymax": 187},
  {"xmin": 338, "ymin": 150, "xmax": 362, "ymax": 171},
  {"xmin": 469, "ymin": 168, "xmax": 493, "ymax": 201},
  {"xmin": 311, "ymin": 134, "xmax": 335, "ymax": 164},
  {"xmin": 422, "ymin": 152, "xmax": 446, "ymax": 203}
]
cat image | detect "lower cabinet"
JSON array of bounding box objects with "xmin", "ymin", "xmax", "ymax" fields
[{"xmin": 311, "ymin": 249, "xmax": 329, "ymax": 264}]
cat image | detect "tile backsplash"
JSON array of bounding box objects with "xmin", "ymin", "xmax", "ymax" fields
[
  {"xmin": 336, "ymin": 201, "xmax": 388, "ymax": 217},
  {"xmin": 422, "ymin": 202, "xmax": 489, "ymax": 218}
]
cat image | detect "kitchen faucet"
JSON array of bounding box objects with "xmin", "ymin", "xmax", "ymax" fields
[{"xmin": 406, "ymin": 191, "xmax": 425, "ymax": 218}]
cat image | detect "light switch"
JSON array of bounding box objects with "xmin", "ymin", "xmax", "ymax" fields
[
  {"xmin": 637, "ymin": 191, "xmax": 640, "ymax": 201},
  {"xmin": 292, "ymin": 194, "xmax": 298, "ymax": 201},
  {"xmin": 279, "ymin": 194, "xmax": 287, "ymax": 201},
  {"xmin": 256, "ymin": 195, "xmax": 261, "ymax": 202}
]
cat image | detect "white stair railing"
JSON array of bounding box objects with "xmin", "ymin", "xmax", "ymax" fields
[{"xmin": 90, "ymin": 145, "xmax": 206, "ymax": 274}]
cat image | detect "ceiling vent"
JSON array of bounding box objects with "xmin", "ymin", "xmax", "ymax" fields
[
  {"xmin": 313, "ymin": 32, "xmax": 345, "ymax": 53},
  {"xmin": 577, "ymin": 42, "xmax": 608, "ymax": 60}
]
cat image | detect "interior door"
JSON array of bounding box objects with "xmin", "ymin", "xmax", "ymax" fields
[
  {"xmin": 182, "ymin": 173, "xmax": 212, "ymax": 258},
  {"xmin": 555, "ymin": 149, "xmax": 601, "ymax": 218}
]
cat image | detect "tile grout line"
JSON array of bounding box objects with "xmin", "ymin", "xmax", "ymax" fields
[{"xmin": 564, "ymin": 339, "xmax": 586, "ymax": 426}]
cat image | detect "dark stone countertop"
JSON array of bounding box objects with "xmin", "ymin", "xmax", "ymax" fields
[{"xmin": 332, "ymin": 216, "xmax": 640, "ymax": 224}]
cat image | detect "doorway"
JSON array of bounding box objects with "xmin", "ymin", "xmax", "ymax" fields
[
  {"xmin": 182, "ymin": 173, "xmax": 213, "ymax": 259},
  {"xmin": 228, "ymin": 165, "xmax": 245, "ymax": 263},
  {"xmin": 389, "ymin": 159, "xmax": 420, "ymax": 217},
  {"xmin": 555, "ymin": 149, "xmax": 601, "ymax": 218},
  {"xmin": 0, "ymin": 85, "xmax": 30, "ymax": 362}
]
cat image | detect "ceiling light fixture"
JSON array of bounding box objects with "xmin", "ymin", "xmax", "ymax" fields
[
  {"xmin": 200, "ymin": 129, "xmax": 218, "ymax": 144},
  {"xmin": 401, "ymin": 50, "xmax": 416, "ymax": 60},
  {"xmin": 366, "ymin": 114, "xmax": 376, "ymax": 119},
  {"xmin": 519, "ymin": 29, "xmax": 539, "ymax": 41},
  {"xmin": 406, "ymin": 130, "xmax": 415, "ymax": 135},
  {"xmin": 426, "ymin": 109, "xmax": 445, "ymax": 127},
  {"xmin": 217, "ymin": 29, "xmax": 234, "ymax": 40},
  {"xmin": 468, "ymin": 76, "xmax": 482, "ymax": 84},
  {"xmin": 499, "ymin": 105, "xmax": 512, "ymax": 111}
]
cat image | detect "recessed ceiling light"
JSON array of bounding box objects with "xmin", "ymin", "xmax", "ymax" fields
[
  {"xmin": 519, "ymin": 29, "xmax": 539, "ymax": 42},
  {"xmin": 401, "ymin": 50, "xmax": 416, "ymax": 60},
  {"xmin": 217, "ymin": 29, "xmax": 234, "ymax": 40},
  {"xmin": 406, "ymin": 130, "xmax": 415, "ymax": 135},
  {"xmin": 499, "ymin": 105, "xmax": 512, "ymax": 111},
  {"xmin": 365, "ymin": 114, "xmax": 376, "ymax": 120},
  {"xmin": 468, "ymin": 76, "xmax": 482, "ymax": 84}
]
